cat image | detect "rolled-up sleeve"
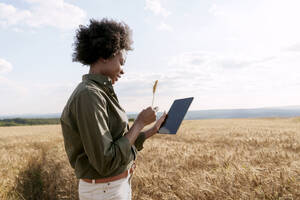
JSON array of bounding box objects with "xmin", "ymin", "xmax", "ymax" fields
[{"xmin": 75, "ymin": 90, "xmax": 132, "ymax": 177}]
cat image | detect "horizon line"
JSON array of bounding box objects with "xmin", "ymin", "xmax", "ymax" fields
[{"xmin": 1, "ymin": 104, "xmax": 300, "ymax": 117}]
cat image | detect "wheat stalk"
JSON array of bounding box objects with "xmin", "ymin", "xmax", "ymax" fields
[{"xmin": 152, "ymin": 80, "xmax": 158, "ymax": 107}]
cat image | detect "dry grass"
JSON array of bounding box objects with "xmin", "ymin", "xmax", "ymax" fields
[{"xmin": 1, "ymin": 118, "xmax": 300, "ymax": 200}]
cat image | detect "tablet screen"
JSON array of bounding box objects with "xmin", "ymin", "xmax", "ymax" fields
[{"xmin": 158, "ymin": 97, "xmax": 194, "ymax": 134}]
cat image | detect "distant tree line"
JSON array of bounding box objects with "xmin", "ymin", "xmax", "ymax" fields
[
  {"xmin": 128, "ymin": 118, "xmax": 135, "ymax": 122},
  {"xmin": 0, "ymin": 117, "xmax": 136, "ymax": 127},
  {"xmin": 0, "ymin": 118, "xmax": 60, "ymax": 127}
]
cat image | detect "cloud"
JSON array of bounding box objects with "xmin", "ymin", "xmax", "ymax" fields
[
  {"xmin": 0, "ymin": 77, "xmax": 28, "ymax": 110},
  {"xmin": 209, "ymin": 4, "xmax": 225, "ymax": 16},
  {"xmin": 0, "ymin": 1, "xmax": 86, "ymax": 30},
  {"xmin": 0, "ymin": 58, "xmax": 13, "ymax": 74},
  {"xmin": 2, "ymin": 50, "xmax": 299, "ymax": 114},
  {"xmin": 209, "ymin": 0, "xmax": 300, "ymax": 53},
  {"xmin": 116, "ymin": 50, "xmax": 300, "ymax": 111},
  {"xmin": 168, "ymin": 52, "xmax": 276, "ymax": 70},
  {"xmin": 145, "ymin": 0, "xmax": 171, "ymax": 17},
  {"xmin": 0, "ymin": 3, "xmax": 31, "ymax": 27},
  {"xmin": 157, "ymin": 22, "xmax": 173, "ymax": 32},
  {"xmin": 144, "ymin": 0, "xmax": 173, "ymax": 32},
  {"xmin": 0, "ymin": 57, "xmax": 77, "ymax": 114},
  {"xmin": 216, "ymin": 56, "xmax": 276, "ymax": 69},
  {"xmin": 284, "ymin": 43, "xmax": 300, "ymax": 52},
  {"xmin": 32, "ymin": 82, "xmax": 76, "ymax": 98},
  {"xmin": 0, "ymin": 80, "xmax": 77, "ymax": 115},
  {"xmin": 169, "ymin": 51, "xmax": 300, "ymax": 96},
  {"xmin": 0, "ymin": 59, "xmax": 28, "ymax": 114}
]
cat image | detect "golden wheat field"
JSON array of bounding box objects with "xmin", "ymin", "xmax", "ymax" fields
[{"xmin": 0, "ymin": 118, "xmax": 300, "ymax": 200}]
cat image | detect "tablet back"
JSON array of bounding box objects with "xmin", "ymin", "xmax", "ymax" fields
[{"xmin": 158, "ymin": 97, "xmax": 194, "ymax": 134}]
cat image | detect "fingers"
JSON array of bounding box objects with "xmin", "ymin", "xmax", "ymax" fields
[
  {"xmin": 148, "ymin": 107, "xmax": 157, "ymax": 123},
  {"xmin": 137, "ymin": 107, "xmax": 157, "ymax": 126},
  {"xmin": 137, "ymin": 107, "xmax": 167, "ymax": 128},
  {"xmin": 151, "ymin": 112, "xmax": 167, "ymax": 133},
  {"xmin": 145, "ymin": 107, "xmax": 156, "ymax": 117},
  {"xmin": 153, "ymin": 106, "xmax": 159, "ymax": 113}
]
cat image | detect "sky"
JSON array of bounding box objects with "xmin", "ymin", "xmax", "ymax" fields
[{"xmin": 1, "ymin": 0, "xmax": 300, "ymax": 115}]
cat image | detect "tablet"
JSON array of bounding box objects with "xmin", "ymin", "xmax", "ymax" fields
[{"xmin": 158, "ymin": 97, "xmax": 194, "ymax": 134}]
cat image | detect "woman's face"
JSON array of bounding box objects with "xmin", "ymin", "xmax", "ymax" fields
[{"xmin": 102, "ymin": 51, "xmax": 126, "ymax": 84}]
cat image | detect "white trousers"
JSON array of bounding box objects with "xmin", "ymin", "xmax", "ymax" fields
[{"xmin": 79, "ymin": 174, "xmax": 132, "ymax": 200}]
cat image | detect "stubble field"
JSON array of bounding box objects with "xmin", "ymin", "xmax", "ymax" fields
[{"xmin": 0, "ymin": 118, "xmax": 300, "ymax": 200}]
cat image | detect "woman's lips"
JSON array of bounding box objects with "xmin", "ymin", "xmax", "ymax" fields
[{"xmin": 112, "ymin": 72, "xmax": 123, "ymax": 84}]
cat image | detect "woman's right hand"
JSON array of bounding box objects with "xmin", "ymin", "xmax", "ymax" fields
[{"xmin": 136, "ymin": 107, "xmax": 157, "ymax": 127}]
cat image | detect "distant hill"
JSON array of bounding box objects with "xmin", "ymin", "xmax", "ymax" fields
[
  {"xmin": 185, "ymin": 106, "xmax": 300, "ymax": 120},
  {"xmin": 1, "ymin": 105, "xmax": 300, "ymax": 120},
  {"xmin": 130, "ymin": 105, "xmax": 300, "ymax": 120},
  {"xmin": 0, "ymin": 113, "xmax": 61, "ymax": 120}
]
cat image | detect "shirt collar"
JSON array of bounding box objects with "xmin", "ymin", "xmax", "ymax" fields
[{"xmin": 82, "ymin": 74, "xmax": 113, "ymax": 89}]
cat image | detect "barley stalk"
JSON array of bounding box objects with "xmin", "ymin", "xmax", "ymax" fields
[{"xmin": 152, "ymin": 80, "xmax": 158, "ymax": 107}]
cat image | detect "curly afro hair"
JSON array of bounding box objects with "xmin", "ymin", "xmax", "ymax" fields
[{"xmin": 72, "ymin": 18, "xmax": 133, "ymax": 65}]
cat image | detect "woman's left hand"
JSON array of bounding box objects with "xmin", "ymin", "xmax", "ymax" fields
[{"xmin": 145, "ymin": 112, "xmax": 167, "ymax": 139}]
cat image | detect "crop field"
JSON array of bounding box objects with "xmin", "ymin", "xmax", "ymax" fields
[{"xmin": 0, "ymin": 118, "xmax": 299, "ymax": 200}]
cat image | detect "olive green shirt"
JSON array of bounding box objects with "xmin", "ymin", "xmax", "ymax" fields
[{"xmin": 60, "ymin": 74, "xmax": 146, "ymax": 179}]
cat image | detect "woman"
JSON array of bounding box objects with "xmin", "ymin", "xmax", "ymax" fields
[{"xmin": 60, "ymin": 18, "xmax": 167, "ymax": 200}]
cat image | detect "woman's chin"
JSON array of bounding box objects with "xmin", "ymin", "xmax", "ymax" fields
[{"xmin": 112, "ymin": 78, "xmax": 118, "ymax": 84}]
